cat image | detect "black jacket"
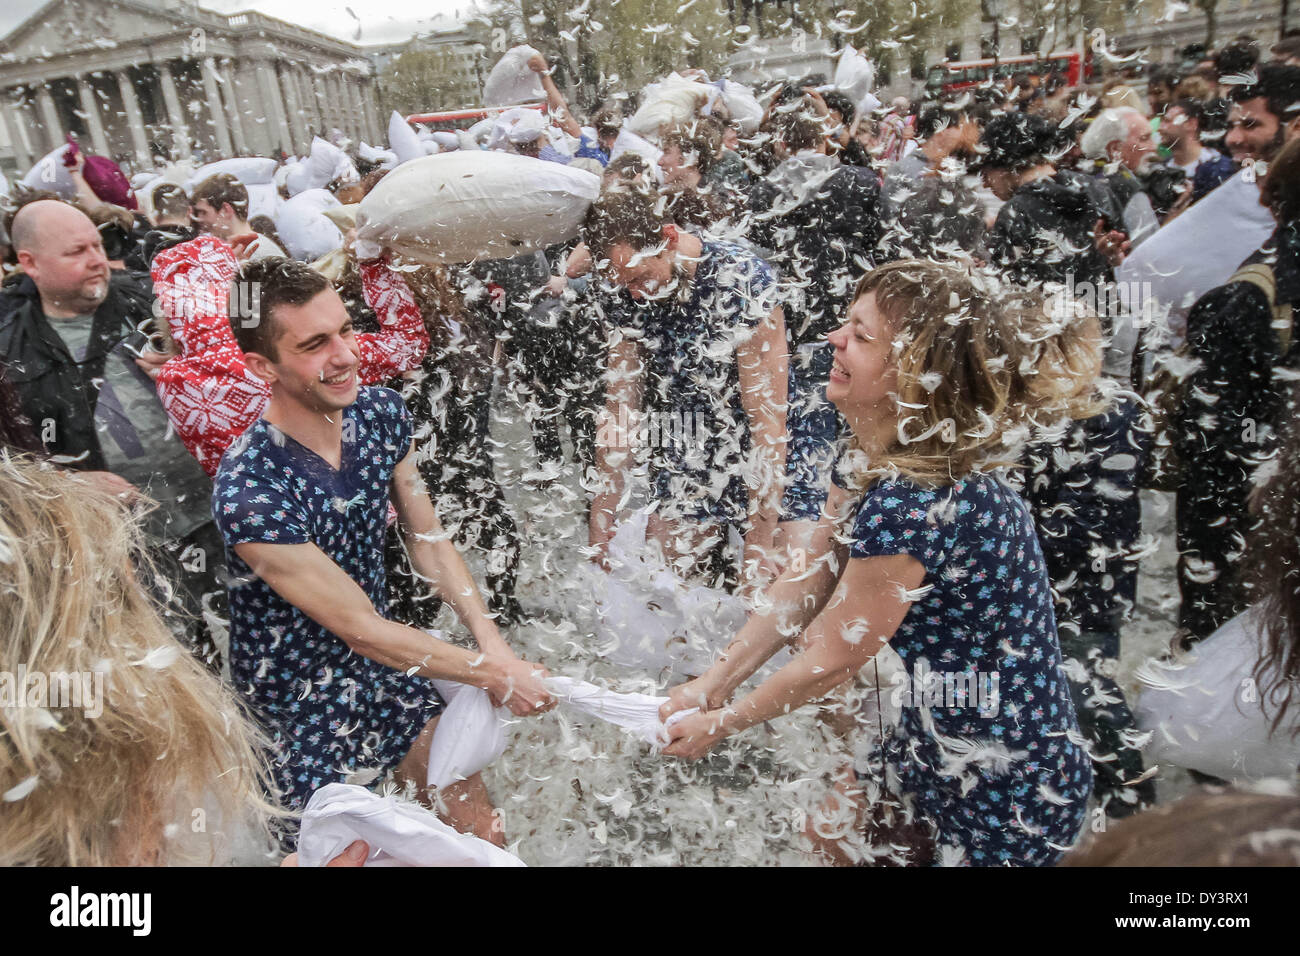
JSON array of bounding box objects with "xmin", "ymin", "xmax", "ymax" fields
[
  {"xmin": 987, "ymin": 169, "xmax": 1119, "ymax": 288},
  {"xmin": 0, "ymin": 272, "xmax": 155, "ymax": 470},
  {"xmin": 748, "ymin": 155, "xmax": 884, "ymax": 348},
  {"xmin": 140, "ymin": 224, "xmax": 199, "ymax": 270},
  {"xmin": 1173, "ymin": 223, "xmax": 1300, "ymax": 636}
]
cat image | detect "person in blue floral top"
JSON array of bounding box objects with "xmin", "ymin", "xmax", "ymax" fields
[
  {"xmin": 211, "ymin": 257, "xmax": 554, "ymax": 846},
  {"xmin": 660, "ymin": 260, "xmax": 1097, "ymax": 866},
  {"xmin": 581, "ymin": 189, "xmax": 789, "ymax": 586}
]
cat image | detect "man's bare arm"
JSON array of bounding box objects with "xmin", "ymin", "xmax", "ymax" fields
[
  {"xmin": 233, "ymin": 540, "xmax": 550, "ymax": 714},
  {"xmin": 389, "ymin": 449, "xmax": 512, "ymax": 657},
  {"xmin": 528, "ymin": 53, "xmax": 584, "ymax": 140}
]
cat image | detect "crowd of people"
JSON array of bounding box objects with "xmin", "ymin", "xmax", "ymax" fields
[{"xmin": 2, "ymin": 32, "xmax": 1299, "ymax": 867}]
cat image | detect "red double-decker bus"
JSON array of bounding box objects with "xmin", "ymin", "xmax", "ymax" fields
[{"xmin": 926, "ymin": 51, "xmax": 1091, "ymax": 94}]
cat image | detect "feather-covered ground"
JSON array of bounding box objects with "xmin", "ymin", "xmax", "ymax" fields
[{"xmin": 417, "ymin": 391, "xmax": 1197, "ymax": 865}]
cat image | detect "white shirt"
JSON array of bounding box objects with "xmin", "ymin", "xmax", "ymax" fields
[
  {"xmin": 1117, "ymin": 169, "xmax": 1276, "ymax": 343},
  {"xmin": 247, "ymin": 233, "xmax": 288, "ymax": 261},
  {"xmin": 1173, "ymin": 146, "xmax": 1223, "ymax": 179}
]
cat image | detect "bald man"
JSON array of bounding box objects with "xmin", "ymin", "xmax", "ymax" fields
[
  {"xmin": 1, "ymin": 198, "xmax": 221, "ymax": 664},
  {"xmin": 2, "ymin": 201, "xmax": 154, "ymax": 482}
]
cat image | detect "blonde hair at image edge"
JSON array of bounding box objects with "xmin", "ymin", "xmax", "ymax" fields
[
  {"xmin": 841, "ymin": 259, "xmax": 1105, "ymax": 488},
  {"xmin": 0, "ymin": 455, "xmax": 282, "ymax": 865}
]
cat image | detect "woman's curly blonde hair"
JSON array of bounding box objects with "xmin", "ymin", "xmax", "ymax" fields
[
  {"xmin": 841, "ymin": 259, "xmax": 1104, "ymax": 488},
  {"xmin": 0, "ymin": 456, "xmax": 282, "ymax": 865}
]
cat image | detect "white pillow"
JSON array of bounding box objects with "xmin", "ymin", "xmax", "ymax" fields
[{"xmin": 355, "ymin": 150, "xmax": 599, "ymax": 264}]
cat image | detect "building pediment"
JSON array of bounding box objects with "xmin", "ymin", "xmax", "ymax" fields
[{"xmin": 0, "ymin": 0, "xmax": 193, "ymax": 64}]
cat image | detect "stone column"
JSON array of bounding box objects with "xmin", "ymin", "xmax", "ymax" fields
[
  {"xmin": 233, "ymin": 60, "xmax": 269, "ymax": 155},
  {"xmin": 36, "ymin": 82, "xmax": 62, "ymax": 150},
  {"xmin": 342, "ymin": 73, "xmax": 361, "ymax": 138},
  {"xmin": 157, "ymin": 61, "xmax": 192, "ymax": 158},
  {"xmin": 201, "ymin": 57, "xmax": 234, "ymax": 156},
  {"xmin": 220, "ymin": 59, "xmax": 247, "ymax": 154},
  {"xmin": 336, "ymin": 74, "xmax": 354, "ymax": 139},
  {"xmin": 76, "ymin": 75, "xmax": 110, "ymax": 155},
  {"xmin": 115, "ymin": 70, "xmax": 152, "ymax": 166},
  {"xmin": 327, "ymin": 72, "xmax": 345, "ymax": 136},
  {"xmin": 295, "ymin": 66, "xmax": 321, "ymax": 139},
  {"xmin": 346, "ymin": 76, "xmax": 366, "ymax": 141},
  {"xmin": 277, "ymin": 63, "xmax": 307, "ymax": 153},
  {"xmin": 326, "ymin": 72, "xmax": 346, "ymax": 136},
  {"xmin": 1, "ymin": 88, "xmax": 32, "ymax": 169},
  {"xmin": 363, "ymin": 77, "xmax": 381, "ymax": 142},
  {"xmin": 255, "ymin": 59, "xmax": 292, "ymax": 155}
]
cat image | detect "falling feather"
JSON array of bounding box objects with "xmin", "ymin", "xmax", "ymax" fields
[
  {"xmin": 3, "ymin": 776, "xmax": 38, "ymax": 802},
  {"xmin": 132, "ymin": 645, "xmax": 182, "ymax": 669}
]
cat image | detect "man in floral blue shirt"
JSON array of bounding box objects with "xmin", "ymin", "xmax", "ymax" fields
[{"xmin": 212, "ymin": 257, "xmax": 553, "ymax": 845}]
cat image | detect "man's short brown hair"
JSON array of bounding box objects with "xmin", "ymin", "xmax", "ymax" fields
[
  {"xmin": 767, "ymin": 101, "xmax": 827, "ymax": 155},
  {"xmin": 191, "ymin": 173, "xmax": 249, "ymax": 219},
  {"xmin": 152, "ymin": 183, "xmax": 191, "ymax": 221},
  {"xmin": 660, "ymin": 117, "xmax": 724, "ymax": 176},
  {"xmin": 581, "ymin": 189, "xmax": 668, "ymax": 262},
  {"xmin": 229, "ymin": 256, "xmax": 330, "ymax": 361}
]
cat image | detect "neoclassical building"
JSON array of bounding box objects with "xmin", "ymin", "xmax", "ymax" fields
[{"xmin": 0, "ymin": 0, "xmax": 384, "ymax": 174}]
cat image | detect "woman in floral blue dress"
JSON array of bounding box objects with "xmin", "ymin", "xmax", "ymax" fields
[{"xmin": 661, "ymin": 260, "xmax": 1097, "ymax": 866}]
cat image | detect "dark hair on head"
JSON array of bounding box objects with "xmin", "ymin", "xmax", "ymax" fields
[
  {"xmin": 1274, "ymin": 36, "xmax": 1300, "ymax": 61},
  {"xmin": 1148, "ymin": 64, "xmax": 1180, "ymax": 88},
  {"xmin": 358, "ymin": 168, "xmax": 388, "ymax": 199},
  {"xmin": 1217, "ymin": 35, "xmax": 1262, "ymax": 78},
  {"xmin": 87, "ymin": 203, "xmax": 134, "ymax": 262},
  {"xmin": 607, "ymin": 152, "xmax": 649, "ymax": 178},
  {"xmin": 580, "ymin": 189, "xmax": 668, "ymax": 261},
  {"xmin": 660, "ymin": 117, "xmax": 723, "ymax": 176},
  {"xmin": 978, "ymin": 111, "xmax": 1056, "ymax": 171},
  {"xmin": 1228, "ymin": 62, "xmax": 1300, "ymax": 122},
  {"xmin": 1247, "ymin": 382, "xmax": 1300, "ymax": 736},
  {"xmin": 1063, "ymin": 786, "xmax": 1300, "ymax": 866},
  {"xmin": 895, "ymin": 179, "xmax": 987, "ymax": 259},
  {"xmin": 820, "ymin": 89, "xmax": 856, "ymax": 128},
  {"xmin": 191, "ymin": 173, "xmax": 249, "ymax": 220},
  {"xmin": 915, "ymin": 101, "xmax": 974, "ymax": 141},
  {"xmin": 152, "ymin": 183, "xmax": 190, "ymax": 221},
  {"xmin": 663, "ymin": 185, "xmax": 729, "ymax": 231},
  {"xmin": 228, "ymin": 256, "xmax": 330, "ymax": 361},
  {"xmin": 592, "ymin": 106, "xmax": 623, "ymax": 138},
  {"xmin": 1168, "ymin": 97, "xmax": 1205, "ymax": 124},
  {"xmin": 768, "ymin": 74, "xmax": 828, "ymax": 111},
  {"xmin": 602, "ymin": 152, "xmax": 654, "ymax": 194},
  {"xmin": 247, "ymin": 215, "xmax": 286, "ymax": 255},
  {"xmin": 766, "ymin": 99, "xmax": 828, "ymax": 155}
]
